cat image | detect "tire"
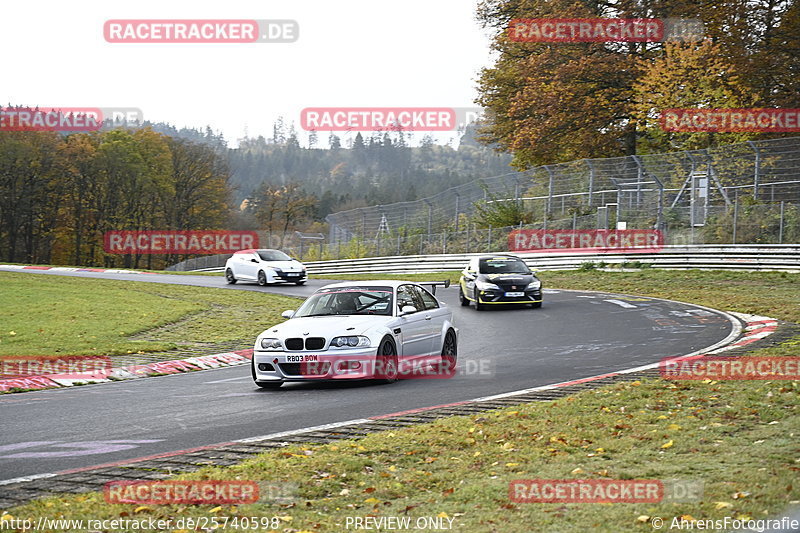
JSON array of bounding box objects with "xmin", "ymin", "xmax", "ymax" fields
[
  {"xmin": 225, "ymin": 268, "xmax": 237, "ymax": 284},
  {"xmin": 459, "ymin": 286, "xmax": 470, "ymax": 306},
  {"xmin": 252, "ymin": 359, "xmax": 282, "ymax": 389},
  {"xmin": 376, "ymin": 337, "xmax": 398, "ymax": 384},
  {"xmin": 440, "ymin": 330, "xmax": 457, "ymax": 375},
  {"xmin": 257, "ymin": 270, "xmax": 268, "ymax": 286},
  {"xmin": 294, "ymin": 281, "xmax": 306, "ymax": 285},
  {"xmin": 530, "ymin": 301, "xmax": 542, "ymax": 309},
  {"xmin": 474, "ymin": 288, "xmax": 485, "ymax": 311}
]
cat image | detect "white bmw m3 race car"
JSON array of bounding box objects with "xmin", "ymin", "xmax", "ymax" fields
[{"xmin": 251, "ymin": 280, "xmax": 458, "ymax": 388}]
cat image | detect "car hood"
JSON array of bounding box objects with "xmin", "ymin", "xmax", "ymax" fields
[
  {"xmin": 262, "ymin": 315, "xmax": 391, "ymax": 339},
  {"xmin": 478, "ymin": 273, "xmax": 535, "ymax": 285}
]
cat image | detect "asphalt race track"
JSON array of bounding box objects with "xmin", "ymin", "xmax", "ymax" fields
[{"xmin": 0, "ymin": 268, "xmax": 734, "ymax": 482}]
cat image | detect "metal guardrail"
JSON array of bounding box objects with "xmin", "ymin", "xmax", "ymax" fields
[{"xmin": 193, "ymin": 245, "xmax": 800, "ymax": 274}]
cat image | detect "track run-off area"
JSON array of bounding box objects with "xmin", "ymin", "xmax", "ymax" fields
[{"xmin": 0, "ymin": 266, "xmax": 739, "ymax": 483}]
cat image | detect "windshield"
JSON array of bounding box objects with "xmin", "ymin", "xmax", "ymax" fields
[
  {"xmin": 293, "ymin": 286, "xmax": 394, "ymax": 317},
  {"xmin": 479, "ymin": 257, "xmax": 531, "ymax": 274},
  {"xmin": 257, "ymin": 249, "xmax": 292, "ymax": 262}
]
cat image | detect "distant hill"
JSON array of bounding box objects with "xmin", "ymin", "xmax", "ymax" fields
[{"xmin": 146, "ymin": 121, "xmax": 514, "ymax": 218}]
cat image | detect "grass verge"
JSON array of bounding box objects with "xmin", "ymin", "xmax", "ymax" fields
[
  {"xmin": 0, "ymin": 272, "xmax": 297, "ymax": 357},
  {"xmin": 2, "ymin": 270, "xmax": 799, "ymax": 532}
]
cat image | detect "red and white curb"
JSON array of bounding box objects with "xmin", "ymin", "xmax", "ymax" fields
[
  {"xmin": 0, "ymin": 350, "xmax": 253, "ymax": 393},
  {"xmin": 0, "ymin": 265, "xmax": 157, "ymax": 275}
]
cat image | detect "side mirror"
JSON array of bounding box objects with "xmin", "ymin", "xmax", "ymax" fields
[
  {"xmin": 281, "ymin": 310, "xmax": 295, "ymax": 319},
  {"xmin": 251, "ymin": 258, "xmax": 259, "ymax": 263},
  {"xmin": 400, "ymin": 305, "xmax": 417, "ymax": 316},
  {"xmin": 463, "ymin": 270, "xmax": 474, "ymax": 280}
]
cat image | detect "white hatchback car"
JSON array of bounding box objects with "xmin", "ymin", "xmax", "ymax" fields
[
  {"xmin": 251, "ymin": 280, "xmax": 458, "ymax": 388},
  {"xmin": 225, "ymin": 249, "xmax": 307, "ymax": 286}
]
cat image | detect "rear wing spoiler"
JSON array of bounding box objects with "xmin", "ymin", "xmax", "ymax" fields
[{"xmin": 420, "ymin": 280, "xmax": 450, "ymax": 295}]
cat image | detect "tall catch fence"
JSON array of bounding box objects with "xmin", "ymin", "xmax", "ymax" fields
[
  {"xmin": 168, "ymin": 138, "xmax": 800, "ymax": 269},
  {"xmin": 315, "ymin": 137, "xmax": 800, "ymax": 260}
]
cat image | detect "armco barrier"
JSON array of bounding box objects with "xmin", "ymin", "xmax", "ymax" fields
[{"xmin": 193, "ymin": 244, "xmax": 800, "ymax": 274}]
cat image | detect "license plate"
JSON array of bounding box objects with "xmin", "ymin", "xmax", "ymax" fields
[
  {"xmin": 287, "ymin": 273, "xmax": 299, "ymax": 276},
  {"xmin": 286, "ymin": 354, "xmax": 318, "ymax": 362},
  {"xmin": 505, "ymin": 291, "xmax": 524, "ymax": 297}
]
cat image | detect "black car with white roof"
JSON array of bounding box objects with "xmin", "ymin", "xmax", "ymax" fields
[{"xmin": 458, "ymin": 254, "xmax": 542, "ymax": 310}]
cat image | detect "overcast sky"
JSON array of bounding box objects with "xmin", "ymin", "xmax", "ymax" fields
[{"xmin": 4, "ymin": 0, "xmax": 496, "ymax": 147}]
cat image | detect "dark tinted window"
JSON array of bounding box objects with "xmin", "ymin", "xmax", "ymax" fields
[
  {"xmin": 257, "ymin": 249, "xmax": 292, "ymax": 261},
  {"xmin": 414, "ymin": 286, "xmax": 439, "ymax": 310},
  {"xmin": 479, "ymin": 257, "xmax": 530, "ymax": 274},
  {"xmin": 294, "ymin": 286, "xmax": 393, "ymax": 316},
  {"xmin": 397, "ymin": 285, "xmax": 417, "ymax": 312}
]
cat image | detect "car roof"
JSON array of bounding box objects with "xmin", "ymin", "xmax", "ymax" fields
[
  {"xmin": 317, "ymin": 280, "xmax": 427, "ymax": 290},
  {"xmin": 233, "ymin": 248, "xmax": 283, "ymax": 255},
  {"xmin": 476, "ymin": 254, "xmax": 522, "ymax": 259}
]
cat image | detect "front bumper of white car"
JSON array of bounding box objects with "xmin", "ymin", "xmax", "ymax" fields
[
  {"xmin": 268, "ymin": 270, "xmax": 307, "ymax": 283},
  {"xmin": 253, "ymin": 347, "xmax": 380, "ymax": 381}
]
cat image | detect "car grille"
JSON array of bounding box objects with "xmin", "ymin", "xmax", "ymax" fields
[
  {"xmin": 284, "ymin": 337, "xmax": 326, "ymax": 351},
  {"xmin": 285, "ymin": 338, "xmax": 304, "ymax": 350},
  {"xmin": 305, "ymin": 337, "xmax": 325, "ymax": 350},
  {"xmin": 280, "ymin": 362, "xmax": 331, "ymax": 376}
]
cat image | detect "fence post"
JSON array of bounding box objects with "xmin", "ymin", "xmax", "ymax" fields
[
  {"xmin": 572, "ymin": 211, "xmax": 577, "ymax": 230},
  {"xmin": 361, "ymin": 210, "xmax": 366, "ymax": 240},
  {"xmin": 748, "ymin": 141, "xmax": 760, "ymax": 200},
  {"xmin": 586, "ymin": 159, "xmax": 594, "ymax": 207},
  {"xmin": 732, "ymin": 191, "xmax": 739, "ymax": 244},
  {"xmin": 454, "ymin": 193, "xmax": 460, "ymax": 234},
  {"xmin": 426, "ymin": 200, "xmax": 433, "ymax": 237},
  {"xmin": 487, "ymin": 226, "xmax": 492, "ymax": 251},
  {"xmin": 442, "ymin": 231, "xmax": 447, "ymax": 254},
  {"xmin": 545, "ymin": 165, "xmax": 554, "ymax": 214},
  {"xmin": 779, "ymin": 201, "xmax": 785, "ymax": 244},
  {"xmin": 466, "ymin": 223, "xmax": 471, "ymax": 254}
]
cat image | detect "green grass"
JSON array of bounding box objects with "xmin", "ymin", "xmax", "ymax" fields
[
  {"xmin": 5, "ymin": 379, "xmax": 798, "ymax": 532},
  {"xmin": 0, "ymin": 272, "xmax": 297, "ymax": 357},
  {"xmin": 2, "ymin": 270, "xmax": 799, "ymax": 532}
]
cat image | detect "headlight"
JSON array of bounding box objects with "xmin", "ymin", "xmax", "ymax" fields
[
  {"xmin": 330, "ymin": 336, "xmax": 370, "ymax": 348},
  {"xmin": 272, "ymin": 267, "xmax": 283, "ymax": 273},
  {"xmin": 476, "ymin": 280, "xmax": 501, "ymax": 291},
  {"xmin": 526, "ymin": 279, "xmax": 541, "ymax": 290},
  {"xmin": 260, "ymin": 338, "xmax": 282, "ymax": 350}
]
